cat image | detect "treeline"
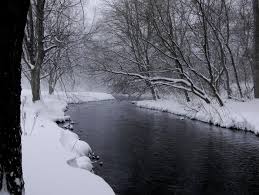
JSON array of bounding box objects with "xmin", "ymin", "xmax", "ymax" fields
[
  {"xmin": 22, "ymin": 0, "xmax": 88, "ymax": 101},
  {"xmin": 85, "ymin": 0, "xmax": 258, "ymax": 106}
]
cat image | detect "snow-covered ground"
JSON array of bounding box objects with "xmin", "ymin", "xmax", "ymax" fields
[
  {"xmin": 20, "ymin": 89, "xmax": 115, "ymax": 195},
  {"xmin": 136, "ymin": 97, "xmax": 259, "ymax": 135}
]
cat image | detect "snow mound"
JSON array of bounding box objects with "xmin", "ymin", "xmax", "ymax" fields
[
  {"xmin": 60, "ymin": 131, "xmax": 92, "ymax": 157},
  {"xmin": 76, "ymin": 156, "xmax": 93, "ymax": 170},
  {"xmin": 67, "ymin": 156, "xmax": 93, "ymax": 171},
  {"xmin": 74, "ymin": 140, "xmax": 92, "ymax": 157},
  {"xmin": 60, "ymin": 130, "xmax": 80, "ymax": 151}
]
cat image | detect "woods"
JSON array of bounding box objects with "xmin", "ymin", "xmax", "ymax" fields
[
  {"xmin": 22, "ymin": 0, "xmax": 85, "ymax": 101},
  {"xmin": 84, "ymin": 0, "xmax": 257, "ymax": 105},
  {"xmin": 19, "ymin": 0, "xmax": 259, "ymax": 104}
]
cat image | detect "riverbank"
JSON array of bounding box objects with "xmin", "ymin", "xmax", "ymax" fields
[
  {"xmin": 21, "ymin": 89, "xmax": 115, "ymax": 195},
  {"xmin": 136, "ymin": 97, "xmax": 259, "ymax": 135}
]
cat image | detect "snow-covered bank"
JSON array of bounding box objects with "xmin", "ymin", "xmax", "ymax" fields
[
  {"xmin": 21, "ymin": 89, "xmax": 115, "ymax": 195},
  {"xmin": 136, "ymin": 98, "xmax": 259, "ymax": 135}
]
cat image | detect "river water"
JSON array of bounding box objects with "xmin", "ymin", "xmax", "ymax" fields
[{"xmin": 67, "ymin": 100, "xmax": 259, "ymax": 195}]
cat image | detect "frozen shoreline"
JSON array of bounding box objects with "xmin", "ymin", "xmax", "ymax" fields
[
  {"xmin": 21, "ymin": 89, "xmax": 115, "ymax": 195},
  {"xmin": 136, "ymin": 98, "xmax": 259, "ymax": 135}
]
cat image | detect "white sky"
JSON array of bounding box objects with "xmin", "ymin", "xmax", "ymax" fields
[{"xmin": 85, "ymin": 0, "xmax": 102, "ymax": 21}]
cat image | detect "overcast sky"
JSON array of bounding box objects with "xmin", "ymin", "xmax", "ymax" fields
[{"xmin": 85, "ymin": 0, "xmax": 102, "ymax": 22}]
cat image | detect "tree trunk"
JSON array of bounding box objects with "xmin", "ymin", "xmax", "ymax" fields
[
  {"xmin": 150, "ymin": 86, "xmax": 158, "ymax": 100},
  {"xmin": 29, "ymin": 0, "xmax": 46, "ymax": 102},
  {"xmin": 223, "ymin": 65, "xmax": 232, "ymax": 99},
  {"xmin": 175, "ymin": 60, "xmax": 190, "ymax": 102},
  {"xmin": 254, "ymin": 0, "xmax": 259, "ymax": 98},
  {"xmin": 211, "ymin": 84, "xmax": 224, "ymax": 106},
  {"xmin": 31, "ymin": 68, "xmax": 41, "ymax": 102},
  {"xmin": 227, "ymin": 47, "xmax": 243, "ymax": 98},
  {"xmin": 0, "ymin": 0, "xmax": 29, "ymax": 194},
  {"xmin": 144, "ymin": 81, "xmax": 158, "ymax": 100},
  {"xmin": 48, "ymin": 73, "xmax": 54, "ymax": 95},
  {"xmin": 49, "ymin": 86, "xmax": 54, "ymax": 95}
]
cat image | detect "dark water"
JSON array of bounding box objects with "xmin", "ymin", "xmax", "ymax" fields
[{"xmin": 67, "ymin": 100, "xmax": 259, "ymax": 195}]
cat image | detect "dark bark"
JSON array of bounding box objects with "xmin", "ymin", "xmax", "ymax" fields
[
  {"xmin": 254, "ymin": 0, "xmax": 259, "ymax": 98},
  {"xmin": 0, "ymin": 0, "xmax": 30, "ymax": 194},
  {"xmin": 49, "ymin": 85, "xmax": 55, "ymax": 95},
  {"xmin": 150, "ymin": 87, "xmax": 157, "ymax": 100},
  {"xmin": 31, "ymin": 68, "xmax": 41, "ymax": 101},
  {"xmin": 26, "ymin": 0, "xmax": 45, "ymax": 102},
  {"xmin": 48, "ymin": 71, "xmax": 55, "ymax": 95},
  {"xmin": 222, "ymin": 0, "xmax": 242, "ymax": 99},
  {"xmin": 226, "ymin": 46, "xmax": 243, "ymax": 98},
  {"xmin": 146, "ymin": 81, "xmax": 158, "ymax": 100},
  {"xmin": 175, "ymin": 60, "xmax": 190, "ymax": 102}
]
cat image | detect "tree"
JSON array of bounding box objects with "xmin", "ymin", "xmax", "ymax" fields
[
  {"xmin": 254, "ymin": 0, "xmax": 259, "ymax": 98},
  {"xmin": 42, "ymin": 0, "xmax": 85, "ymax": 94},
  {"xmin": 22, "ymin": 0, "xmax": 84, "ymax": 98},
  {"xmin": 106, "ymin": 0, "xmax": 160, "ymax": 100},
  {"xmin": 0, "ymin": 0, "xmax": 29, "ymax": 194},
  {"xmin": 23, "ymin": 0, "xmax": 46, "ymax": 102},
  {"xmin": 85, "ymin": 0, "xmax": 254, "ymax": 105}
]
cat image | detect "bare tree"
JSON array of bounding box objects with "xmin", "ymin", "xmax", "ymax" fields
[
  {"xmin": 42, "ymin": 0, "xmax": 86, "ymax": 94},
  {"xmin": 23, "ymin": 0, "xmax": 47, "ymax": 102},
  {"xmin": 85, "ymin": 0, "xmax": 255, "ymax": 105},
  {"xmin": 99, "ymin": 0, "xmax": 161, "ymax": 100},
  {"xmin": 22, "ymin": 0, "xmax": 85, "ymax": 99}
]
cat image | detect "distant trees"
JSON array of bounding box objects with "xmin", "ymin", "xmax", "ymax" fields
[
  {"xmin": 1, "ymin": 0, "xmax": 29, "ymax": 194},
  {"xmin": 254, "ymin": 0, "xmax": 259, "ymax": 98},
  {"xmin": 22, "ymin": 0, "xmax": 85, "ymax": 101},
  {"xmin": 85, "ymin": 0, "xmax": 256, "ymax": 105},
  {"xmin": 42, "ymin": 0, "xmax": 85, "ymax": 94}
]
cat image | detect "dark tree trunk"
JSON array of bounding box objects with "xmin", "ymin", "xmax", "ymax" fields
[
  {"xmin": 150, "ymin": 86, "xmax": 157, "ymax": 100},
  {"xmin": 48, "ymin": 69, "xmax": 56, "ymax": 95},
  {"xmin": 48, "ymin": 74, "xmax": 54, "ymax": 95},
  {"xmin": 49, "ymin": 84, "xmax": 55, "ymax": 95},
  {"xmin": 146, "ymin": 81, "xmax": 159, "ymax": 100},
  {"xmin": 0, "ymin": 0, "xmax": 29, "ymax": 194},
  {"xmin": 28, "ymin": 0, "xmax": 45, "ymax": 102},
  {"xmin": 151, "ymin": 87, "xmax": 160, "ymax": 100},
  {"xmin": 254, "ymin": 0, "xmax": 259, "ymax": 98},
  {"xmin": 31, "ymin": 68, "xmax": 41, "ymax": 101},
  {"xmin": 177, "ymin": 62, "xmax": 190, "ymax": 102},
  {"xmin": 227, "ymin": 47, "xmax": 243, "ymax": 98}
]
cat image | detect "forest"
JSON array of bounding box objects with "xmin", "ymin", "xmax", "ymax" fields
[{"xmin": 22, "ymin": 0, "xmax": 259, "ymax": 106}]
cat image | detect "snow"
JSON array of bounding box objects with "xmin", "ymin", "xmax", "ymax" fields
[
  {"xmin": 0, "ymin": 192, "xmax": 8, "ymax": 195},
  {"xmin": 136, "ymin": 97, "xmax": 259, "ymax": 135},
  {"xmin": 74, "ymin": 156, "xmax": 93, "ymax": 171},
  {"xmin": 19, "ymin": 89, "xmax": 115, "ymax": 195}
]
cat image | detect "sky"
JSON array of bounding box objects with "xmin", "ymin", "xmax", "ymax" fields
[{"xmin": 85, "ymin": 0, "xmax": 102, "ymax": 22}]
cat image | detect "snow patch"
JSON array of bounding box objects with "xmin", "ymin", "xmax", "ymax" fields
[
  {"xmin": 67, "ymin": 156, "xmax": 93, "ymax": 171},
  {"xmin": 136, "ymin": 97, "xmax": 259, "ymax": 134}
]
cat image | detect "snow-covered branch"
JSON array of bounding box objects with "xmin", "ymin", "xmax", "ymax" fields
[{"xmin": 44, "ymin": 45, "xmax": 57, "ymax": 53}]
